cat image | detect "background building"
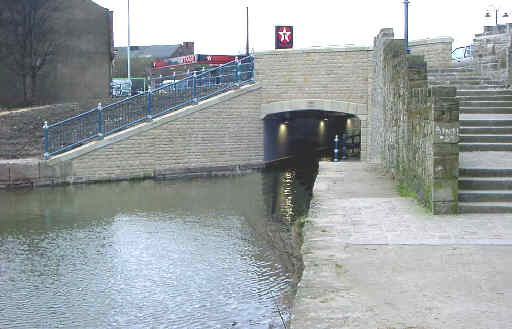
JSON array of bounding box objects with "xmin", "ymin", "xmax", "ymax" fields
[{"xmin": 0, "ymin": 0, "xmax": 114, "ymax": 107}]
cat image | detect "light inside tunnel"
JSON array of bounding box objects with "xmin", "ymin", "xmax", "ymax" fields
[
  {"xmin": 278, "ymin": 122, "xmax": 288, "ymax": 144},
  {"xmin": 319, "ymin": 119, "xmax": 326, "ymax": 135}
]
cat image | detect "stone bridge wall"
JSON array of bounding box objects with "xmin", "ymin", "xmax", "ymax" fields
[{"xmin": 255, "ymin": 48, "xmax": 372, "ymax": 160}]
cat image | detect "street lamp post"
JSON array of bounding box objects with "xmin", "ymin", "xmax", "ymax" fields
[
  {"xmin": 127, "ymin": 0, "xmax": 131, "ymax": 80},
  {"xmin": 485, "ymin": 6, "xmax": 509, "ymax": 26},
  {"xmin": 404, "ymin": 0, "xmax": 410, "ymax": 54},
  {"xmin": 246, "ymin": 6, "xmax": 249, "ymax": 56}
]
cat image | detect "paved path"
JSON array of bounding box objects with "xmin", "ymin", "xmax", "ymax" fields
[{"xmin": 291, "ymin": 162, "xmax": 512, "ymax": 329}]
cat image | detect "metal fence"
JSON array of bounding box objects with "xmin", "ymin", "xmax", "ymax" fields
[{"xmin": 43, "ymin": 56, "xmax": 254, "ymax": 159}]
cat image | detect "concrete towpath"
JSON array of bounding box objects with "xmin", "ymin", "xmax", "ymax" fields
[{"xmin": 291, "ymin": 161, "xmax": 512, "ymax": 329}]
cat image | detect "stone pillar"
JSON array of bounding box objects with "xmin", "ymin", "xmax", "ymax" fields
[{"xmin": 431, "ymin": 86, "xmax": 459, "ymax": 214}]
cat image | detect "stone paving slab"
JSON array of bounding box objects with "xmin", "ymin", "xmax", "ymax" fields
[
  {"xmin": 460, "ymin": 151, "xmax": 512, "ymax": 169},
  {"xmin": 291, "ymin": 161, "xmax": 512, "ymax": 329}
]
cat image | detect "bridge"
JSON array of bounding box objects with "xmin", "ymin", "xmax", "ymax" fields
[{"xmin": 5, "ymin": 26, "xmax": 512, "ymax": 214}]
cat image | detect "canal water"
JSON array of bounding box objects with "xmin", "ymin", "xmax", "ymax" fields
[{"xmin": 0, "ymin": 160, "xmax": 317, "ymax": 328}]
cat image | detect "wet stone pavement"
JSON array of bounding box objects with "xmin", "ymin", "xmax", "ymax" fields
[{"xmin": 291, "ymin": 162, "xmax": 512, "ymax": 329}]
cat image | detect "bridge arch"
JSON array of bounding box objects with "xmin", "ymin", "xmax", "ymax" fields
[
  {"xmin": 261, "ymin": 99, "xmax": 366, "ymax": 163},
  {"xmin": 260, "ymin": 99, "xmax": 367, "ymax": 119}
]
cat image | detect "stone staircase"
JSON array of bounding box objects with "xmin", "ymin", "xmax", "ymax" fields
[{"xmin": 428, "ymin": 66, "xmax": 512, "ymax": 213}]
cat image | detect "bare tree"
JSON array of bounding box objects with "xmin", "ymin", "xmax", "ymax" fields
[{"xmin": 0, "ymin": 0, "xmax": 60, "ymax": 105}]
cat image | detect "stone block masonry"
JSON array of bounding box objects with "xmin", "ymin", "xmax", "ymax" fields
[
  {"xmin": 409, "ymin": 37, "xmax": 453, "ymax": 69},
  {"xmin": 45, "ymin": 84, "xmax": 265, "ymax": 184},
  {"xmin": 472, "ymin": 24, "xmax": 512, "ymax": 86},
  {"xmin": 255, "ymin": 47, "xmax": 372, "ymax": 106},
  {"xmin": 370, "ymin": 28, "xmax": 459, "ymax": 214}
]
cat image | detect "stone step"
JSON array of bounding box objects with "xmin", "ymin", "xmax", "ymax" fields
[
  {"xmin": 460, "ymin": 101, "xmax": 512, "ymax": 108},
  {"xmin": 461, "ymin": 126, "xmax": 512, "ymax": 134},
  {"xmin": 460, "ymin": 107, "xmax": 512, "ymax": 114},
  {"xmin": 459, "ymin": 143, "xmax": 512, "ymax": 151},
  {"xmin": 458, "ymin": 202, "xmax": 512, "ymax": 213},
  {"xmin": 460, "ymin": 134, "xmax": 512, "ymax": 143},
  {"xmin": 457, "ymin": 95, "xmax": 512, "ymax": 102},
  {"xmin": 429, "ymin": 73, "xmax": 489, "ymax": 78},
  {"xmin": 460, "ymin": 120, "xmax": 512, "ymax": 127},
  {"xmin": 459, "ymin": 177, "xmax": 512, "ymax": 190},
  {"xmin": 451, "ymin": 84, "xmax": 508, "ymax": 90},
  {"xmin": 429, "ymin": 76, "xmax": 491, "ymax": 81},
  {"xmin": 459, "ymin": 190, "xmax": 512, "ymax": 202},
  {"xmin": 428, "ymin": 67, "xmax": 474, "ymax": 74},
  {"xmin": 457, "ymin": 89, "xmax": 512, "ymax": 97},
  {"xmin": 430, "ymin": 80, "xmax": 504, "ymax": 86},
  {"xmin": 460, "ymin": 168, "xmax": 512, "ymax": 177}
]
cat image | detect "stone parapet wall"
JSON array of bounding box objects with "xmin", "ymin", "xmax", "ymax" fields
[
  {"xmin": 370, "ymin": 28, "xmax": 459, "ymax": 214},
  {"xmin": 409, "ymin": 37, "xmax": 453, "ymax": 68},
  {"xmin": 473, "ymin": 24, "xmax": 512, "ymax": 86},
  {"xmin": 431, "ymin": 87, "xmax": 459, "ymax": 214}
]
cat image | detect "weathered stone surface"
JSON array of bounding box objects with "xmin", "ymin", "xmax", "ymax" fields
[
  {"xmin": 10, "ymin": 162, "xmax": 38, "ymax": 184},
  {"xmin": 433, "ymin": 177, "xmax": 457, "ymax": 202},
  {"xmin": 434, "ymin": 155, "xmax": 459, "ymax": 178},
  {"xmin": 433, "ymin": 201, "xmax": 457, "ymax": 215},
  {"xmin": 434, "ymin": 122, "xmax": 460, "ymax": 143},
  {"xmin": 434, "ymin": 143, "xmax": 459, "ymax": 156},
  {"xmin": 0, "ymin": 164, "xmax": 9, "ymax": 184},
  {"xmin": 473, "ymin": 23, "xmax": 512, "ymax": 84}
]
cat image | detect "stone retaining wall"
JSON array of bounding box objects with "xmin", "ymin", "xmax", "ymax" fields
[{"xmin": 370, "ymin": 28, "xmax": 459, "ymax": 214}]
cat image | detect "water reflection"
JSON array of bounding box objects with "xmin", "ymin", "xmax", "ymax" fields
[{"xmin": 0, "ymin": 160, "xmax": 317, "ymax": 328}]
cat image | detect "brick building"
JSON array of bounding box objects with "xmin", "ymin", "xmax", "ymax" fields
[{"xmin": 0, "ymin": 0, "xmax": 114, "ymax": 107}]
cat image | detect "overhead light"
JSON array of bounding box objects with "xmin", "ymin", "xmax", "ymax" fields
[{"xmin": 324, "ymin": 118, "xmax": 328, "ymax": 121}]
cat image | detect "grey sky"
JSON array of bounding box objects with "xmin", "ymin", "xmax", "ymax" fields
[{"xmin": 93, "ymin": 0, "xmax": 511, "ymax": 54}]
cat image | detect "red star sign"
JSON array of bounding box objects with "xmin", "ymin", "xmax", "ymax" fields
[
  {"xmin": 278, "ymin": 27, "xmax": 292, "ymax": 43},
  {"xmin": 275, "ymin": 26, "xmax": 293, "ymax": 49}
]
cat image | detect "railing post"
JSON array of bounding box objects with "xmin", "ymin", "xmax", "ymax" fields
[
  {"xmin": 333, "ymin": 134, "xmax": 339, "ymax": 162},
  {"xmin": 43, "ymin": 121, "xmax": 49, "ymax": 160},
  {"xmin": 193, "ymin": 72, "xmax": 198, "ymax": 104},
  {"xmin": 234, "ymin": 57, "xmax": 240, "ymax": 88},
  {"xmin": 97, "ymin": 102, "xmax": 104, "ymax": 139},
  {"xmin": 341, "ymin": 134, "xmax": 348, "ymax": 160},
  {"xmin": 250, "ymin": 56, "xmax": 255, "ymax": 82},
  {"xmin": 146, "ymin": 86, "xmax": 153, "ymax": 121}
]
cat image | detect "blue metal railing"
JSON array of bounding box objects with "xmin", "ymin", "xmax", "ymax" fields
[{"xmin": 43, "ymin": 56, "xmax": 254, "ymax": 159}]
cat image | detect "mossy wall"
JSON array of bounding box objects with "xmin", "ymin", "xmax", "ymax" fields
[{"xmin": 370, "ymin": 28, "xmax": 459, "ymax": 214}]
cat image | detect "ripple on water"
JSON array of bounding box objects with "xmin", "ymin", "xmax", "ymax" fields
[{"xmin": 0, "ymin": 167, "xmax": 315, "ymax": 328}]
